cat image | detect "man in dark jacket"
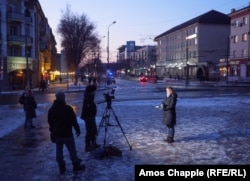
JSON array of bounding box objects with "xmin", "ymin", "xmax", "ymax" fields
[
  {"xmin": 81, "ymin": 85, "xmax": 100, "ymax": 152},
  {"xmin": 48, "ymin": 91, "xmax": 85, "ymax": 174}
]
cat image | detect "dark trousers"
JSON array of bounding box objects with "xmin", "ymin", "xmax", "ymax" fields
[
  {"xmin": 55, "ymin": 137, "xmax": 81, "ymax": 167},
  {"xmin": 84, "ymin": 117, "xmax": 98, "ymax": 147},
  {"xmin": 167, "ymin": 125, "xmax": 175, "ymax": 139}
]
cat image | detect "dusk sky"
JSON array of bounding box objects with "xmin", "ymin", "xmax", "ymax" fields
[{"xmin": 39, "ymin": 0, "xmax": 248, "ymax": 62}]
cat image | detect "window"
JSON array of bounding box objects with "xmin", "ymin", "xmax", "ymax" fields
[
  {"xmin": 8, "ymin": 46, "xmax": 22, "ymax": 56},
  {"xmin": 233, "ymin": 35, "xmax": 238, "ymax": 43},
  {"xmin": 242, "ymin": 33, "xmax": 248, "ymax": 41},
  {"xmin": 233, "ymin": 50, "xmax": 237, "ymax": 58},
  {"xmin": 243, "ymin": 17, "xmax": 248, "ymax": 25},
  {"xmin": 242, "ymin": 49, "xmax": 247, "ymax": 58},
  {"xmin": 10, "ymin": 25, "xmax": 18, "ymax": 35}
]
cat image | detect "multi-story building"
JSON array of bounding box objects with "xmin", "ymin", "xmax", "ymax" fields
[
  {"xmin": 154, "ymin": 10, "xmax": 230, "ymax": 80},
  {"xmin": 0, "ymin": 0, "xmax": 56, "ymax": 91},
  {"xmin": 117, "ymin": 41, "xmax": 156, "ymax": 76},
  {"xmin": 223, "ymin": 3, "xmax": 250, "ymax": 82}
]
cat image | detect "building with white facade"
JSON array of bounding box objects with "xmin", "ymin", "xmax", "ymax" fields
[{"xmin": 154, "ymin": 10, "xmax": 230, "ymax": 81}]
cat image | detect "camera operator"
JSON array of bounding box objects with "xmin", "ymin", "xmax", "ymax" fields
[{"xmin": 80, "ymin": 85, "xmax": 100, "ymax": 152}]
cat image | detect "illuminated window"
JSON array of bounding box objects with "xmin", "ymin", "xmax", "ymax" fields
[
  {"xmin": 242, "ymin": 33, "xmax": 248, "ymax": 41},
  {"xmin": 233, "ymin": 35, "xmax": 238, "ymax": 43}
]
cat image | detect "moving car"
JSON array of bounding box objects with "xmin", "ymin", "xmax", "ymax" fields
[
  {"xmin": 146, "ymin": 75, "xmax": 158, "ymax": 83},
  {"xmin": 138, "ymin": 76, "xmax": 148, "ymax": 82}
]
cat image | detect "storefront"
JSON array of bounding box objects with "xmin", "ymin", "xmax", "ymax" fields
[{"xmin": 217, "ymin": 58, "xmax": 250, "ymax": 82}]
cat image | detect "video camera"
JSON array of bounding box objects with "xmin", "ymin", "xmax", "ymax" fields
[
  {"xmin": 97, "ymin": 88, "xmax": 115, "ymax": 106},
  {"xmin": 103, "ymin": 88, "xmax": 115, "ymax": 100}
]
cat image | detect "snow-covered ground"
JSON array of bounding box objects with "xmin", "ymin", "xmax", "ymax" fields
[{"xmin": 0, "ymin": 96, "xmax": 250, "ymax": 180}]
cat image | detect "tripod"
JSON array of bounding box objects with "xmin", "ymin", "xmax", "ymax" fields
[{"xmin": 98, "ymin": 100, "xmax": 132, "ymax": 150}]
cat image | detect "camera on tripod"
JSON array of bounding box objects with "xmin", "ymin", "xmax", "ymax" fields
[
  {"xmin": 103, "ymin": 88, "xmax": 115, "ymax": 101},
  {"xmin": 97, "ymin": 88, "xmax": 115, "ymax": 106},
  {"xmin": 97, "ymin": 87, "xmax": 132, "ymax": 150}
]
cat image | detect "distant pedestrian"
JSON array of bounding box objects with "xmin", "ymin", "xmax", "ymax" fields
[
  {"xmin": 48, "ymin": 91, "xmax": 85, "ymax": 174},
  {"xmin": 81, "ymin": 85, "xmax": 100, "ymax": 152},
  {"xmin": 39, "ymin": 79, "xmax": 47, "ymax": 92},
  {"xmin": 200, "ymin": 75, "xmax": 205, "ymax": 84},
  {"xmin": 161, "ymin": 87, "xmax": 178, "ymax": 143},
  {"xmin": 20, "ymin": 87, "xmax": 37, "ymax": 129}
]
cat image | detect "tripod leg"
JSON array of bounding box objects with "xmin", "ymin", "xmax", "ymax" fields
[
  {"xmin": 110, "ymin": 108, "xmax": 132, "ymax": 150},
  {"xmin": 98, "ymin": 107, "xmax": 110, "ymax": 147}
]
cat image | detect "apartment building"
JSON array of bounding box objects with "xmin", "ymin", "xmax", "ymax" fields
[
  {"xmin": 117, "ymin": 41, "xmax": 156, "ymax": 76},
  {"xmin": 154, "ymin": 10, "xmax": 230, "ymax": 80},
  {"xmin": 0, "ymin": 0, "xmax": 56, "ymax": 91},
  {"xmin": 225, "ymin": 4, "xmax": 250, "ymax": 82}
]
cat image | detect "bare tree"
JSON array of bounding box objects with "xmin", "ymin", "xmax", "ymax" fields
[{"xmin": 58, "ymin": 6, "xmax": 99, "ymax": 84}]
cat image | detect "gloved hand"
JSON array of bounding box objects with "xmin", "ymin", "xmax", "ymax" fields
[
  {"xmin": 50, "ymin": 134, "xmax": 56, "ymax": 143},
  {"xmin": 76, "ymin": 131, "xmax": 81, "ymax": 137}
]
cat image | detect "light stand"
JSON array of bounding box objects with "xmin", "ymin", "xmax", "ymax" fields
[{"xmin": 107, "ymin": 21, "xmax": 116, "ymax": 85}]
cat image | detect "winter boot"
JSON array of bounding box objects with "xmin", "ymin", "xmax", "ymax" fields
[
  {"xmin": 59, "ymin": 165, "xmax": 66, "ymax": 174},
  {"xmin": 163, "ymin": 136, "xmax": 170, "ymax": 142},
  {"xmin": 167, "ymin": 136, "xmax": 174, "ymax": 143},
  {"xmin": 73, "ymin": 163, "xmax": 85, "ymax": 172}
]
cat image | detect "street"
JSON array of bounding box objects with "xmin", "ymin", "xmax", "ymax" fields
[{"xmin": 0, "ymin": 78, "xmax": 250, "ymax": 181}]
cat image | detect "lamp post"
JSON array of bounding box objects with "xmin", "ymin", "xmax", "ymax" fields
[
  {"xmin": 226, "ymin": 36, "xmax": 230, "ymax": 84},
  {"xmin": 25, "ymin": 24, "xmax": 30, "ymax": 88},
  {"xmin": 107, "ymin": 21, "xmax": 116, "ymax": 85},
  {"xmin": 185, "ymin": 34, "xmax": 197, "ymax": 86}
]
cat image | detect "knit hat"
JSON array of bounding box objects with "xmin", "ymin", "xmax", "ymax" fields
[{"xmin": 55, "ymin": 91, "xmax": 65, "ymax": 101}]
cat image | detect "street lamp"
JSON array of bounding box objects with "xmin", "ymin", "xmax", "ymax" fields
[
  {"xmin": 185, "ymin": 34, "xmax": 197, "ymax": 86},
  {"xmin": 107, "ymin": 21, "xmax": 116, "ymax": 85},
  {"xmin": 25, "ymin": 24, "xmax": 30, "ymax": 88}
]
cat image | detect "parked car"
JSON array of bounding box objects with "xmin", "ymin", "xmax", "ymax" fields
[{"xmin": 138, "ymin": 76, "xmax": 148, "ymax": 82}]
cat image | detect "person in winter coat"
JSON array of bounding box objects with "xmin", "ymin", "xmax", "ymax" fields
[
  {"xmin": 162, "ymin": 87, "xmax": 178, "ymax": 143},
  {"xmin": 48, "ymin": 91, "xmax": 85, "ymax": 174},
  {"xmin": 23, "ymin": 89, "xmax": 37, "ymax": 129},
  {"xmin": 81, "ymin": 85, "xmax": 100, "ymax": 152}
]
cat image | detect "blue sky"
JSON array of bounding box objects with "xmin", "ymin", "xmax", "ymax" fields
[{"xmin": 39, "ymin": 0, "xmax": 248, "ymax": 62}]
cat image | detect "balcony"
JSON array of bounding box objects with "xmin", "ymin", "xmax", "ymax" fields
[
  {"xmin": 7, "ymin": 12, "xmax": 25, "ymax": 22},
  {"xmin": 7, "ymin": 35, "xmax": 33, "ymax": 46}
]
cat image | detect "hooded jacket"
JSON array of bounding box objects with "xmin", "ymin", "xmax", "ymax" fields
[{"xmin": 48, "ymin": 100, "xmax": 80, "ymax": 137}]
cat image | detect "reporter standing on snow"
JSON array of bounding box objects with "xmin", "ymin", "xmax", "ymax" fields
[
  {"xmin": 48, "ymin": 91, "xmax": 85, "ymax": 174},
  {"xmin": 162, "ymin": 87, "xmax": 178, "ymax": 143}
]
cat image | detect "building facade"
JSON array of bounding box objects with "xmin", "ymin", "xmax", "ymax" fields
[
  {"xmin": 0, "ymin": 0, "xmax": 56, "ymax": 91},
  {"xmin": 154, "ymin": 10, "xmax": 230, "ymax": 80},
  {"xmin": 117, "ymin": 41, "xmax": 156, "ymax": 76},
  {"xmin": 224, "ymin": 4, "xmax": 250, "ymax": 82}
]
